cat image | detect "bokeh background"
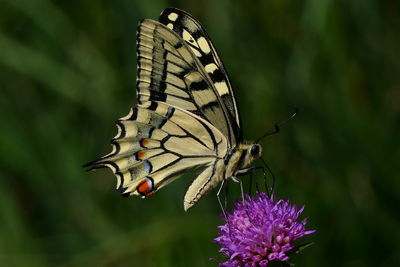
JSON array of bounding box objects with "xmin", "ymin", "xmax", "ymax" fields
[{"xmin": 1, "ymin": 0, "xmax": 399, "ymax": 266}]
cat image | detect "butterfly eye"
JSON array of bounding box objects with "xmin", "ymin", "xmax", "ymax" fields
[{"xmin": 250, "ymin": 144, "xmax": 260, "ymax": 157}]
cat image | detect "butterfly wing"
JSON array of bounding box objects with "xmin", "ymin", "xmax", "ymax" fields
[
  {"xmin": 137, "ymin": 19, "xmax": 237, "ymax": 147},
  {"xmin": 86, "ymin": 11, "xmax": 239, "ymax": 209},
  {"xmin": 85, "ymin": 101, "xmax": 228, "ymax": 201},
  {"xmin": 158, "ymin": 8, "xmax": 242, "ymax": 142}
]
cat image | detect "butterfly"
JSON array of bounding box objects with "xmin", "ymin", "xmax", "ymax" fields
[{"xmin": 85, "ymin": 8, "xmax": 263, "ymax": 211}]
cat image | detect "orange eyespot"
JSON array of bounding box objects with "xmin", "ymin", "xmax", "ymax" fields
[
  {"xmin": 136, "ymin": 151, "xmax": 145, "ymax": 160},
  {"xmin": 140, "ymin": 139, "xmax": 149, "ymax": 147},
  {"xmin": 136, "ymin": 178, "xmax": 155, "ymax": 197}
]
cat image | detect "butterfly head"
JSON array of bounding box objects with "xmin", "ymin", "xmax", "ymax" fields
[
  {"xmin": 246, "ymin": 143, "xmax": 262, "ymax": 164},
  {"xmin": 237, "ymin": 142, "xmax": 263, "ymax": 170}
]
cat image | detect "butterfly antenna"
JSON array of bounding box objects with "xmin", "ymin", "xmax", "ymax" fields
[{"xmin": 256, "ymin": 107, "xmax": 298, "ymax": 143}]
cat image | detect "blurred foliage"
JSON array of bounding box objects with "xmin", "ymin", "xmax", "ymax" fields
[{"xmin": 0, "ymin": 0, "xmax": 399, "ymax": 266}]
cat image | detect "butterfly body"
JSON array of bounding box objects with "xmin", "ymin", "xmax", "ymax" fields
[
  {"xmin": 85, "ymin": 8, "xmax": 263, "ymax": 210},
  {"xmin": 184, "ymin": 142, "xmax": 262, "ymax": 210}
]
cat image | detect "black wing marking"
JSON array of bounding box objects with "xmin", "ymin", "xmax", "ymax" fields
[
  {"xmin": 84, "ymin": 102, "xmax": 227, "ymax": 199},
  {"xmin": 137, "ymin": 19, "xmax": 237, "ymax": 146},
  {"xmin": 159, "ymin": 7, "xmax": 242, "ymax": 142}
]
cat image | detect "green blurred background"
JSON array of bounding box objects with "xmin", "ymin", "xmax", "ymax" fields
[{"xmin": 1, "ymin": 0, "xmax": 399, "ymax": 266}]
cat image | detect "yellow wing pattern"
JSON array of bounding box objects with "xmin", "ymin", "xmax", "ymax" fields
[
  {"xmin": 85, "ymin": 8, "xmax": 245, "ymax": 209},
  {"xmin": 159, "ymin": 8, "xmax": 242, "ymax": 142},
  {"xmin": 85, "ymin": 101, "xmax": 227, "ymax": 207},
  {"xmin": 137, "ymin": 19, "xmax": 237, "ymax": 147}
]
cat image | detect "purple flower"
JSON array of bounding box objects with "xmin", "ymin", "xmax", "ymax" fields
[{"xmin": 214, "ymin": 192, "xmax": 315, "ymax": 267}]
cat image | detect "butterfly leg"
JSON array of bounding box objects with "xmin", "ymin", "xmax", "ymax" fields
[
  {"xmin": 259, "ymin": 157, "xmax": 275, "ymax": 197},
  {"xmin": 255, "ymin": 165, "xmax": 272, "ymax": 196},
  {"xmin": 236, "ymin": 167, "xmax": 256, "ymax": 177},
  {"xmin": 233, "ymin": 177, "xmax": 257, "ymax": 227},
  {"xmin": 249, "ymin": 172, "xmax": 253, "ymax": 195},
  {"xmin": 217, "ymin": 179, "xmax": 228, "ymax": 220},
  {"xmin": 231, "ymin": 177, "xmax": 245, "ymax": 208},
  {"xmin": 238, "ymin": 165, "xmax": 276, "ymax": 197},
  {"xmin": 224, "ymin": 181, "xmax": 229, "ymax": 210},
  {"xmin": 239, "ymin": 178, "xmax": 246, "ymax": 206},
  {"xmin": 236, "ymin": 166, "xmax": 266, "ymax": 195}
]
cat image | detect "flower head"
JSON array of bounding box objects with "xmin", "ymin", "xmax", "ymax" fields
[{"xmin": 214, "ymin": 192, "xmax": 315, "ymax": 267}]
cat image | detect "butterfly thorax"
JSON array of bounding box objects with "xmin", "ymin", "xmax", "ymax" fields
[{"xmin": 224, "ymin": 142, "xmax": 263, "ymax": 180}]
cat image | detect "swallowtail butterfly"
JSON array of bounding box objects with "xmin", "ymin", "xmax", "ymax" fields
[{"xmin": 85, "ymin": 8, "xmax": 263, "ymax": 210}]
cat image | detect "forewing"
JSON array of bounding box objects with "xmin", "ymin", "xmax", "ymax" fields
[
  {"xmin": 84, "ymin": 102, "xmax": 228, "ymax": 198},
  {"xmin": 159, "ymin": 8, "xmax": 242, "ymax": 141},
  {"xmin": 137, "ymin": 19, "xmax": 237, "ymax": 147}
]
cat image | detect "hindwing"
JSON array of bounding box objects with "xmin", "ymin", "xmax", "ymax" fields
[{"xmin": 85, "ymin": 101, "xmax": 228, "ymax": 205}]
